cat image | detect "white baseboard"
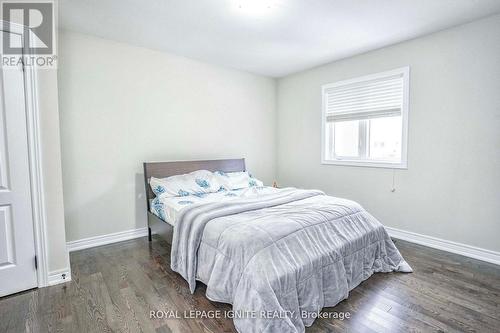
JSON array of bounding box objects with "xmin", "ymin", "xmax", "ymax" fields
[
  {"xmin": 65, "ymin": 226, "xmax": 499, "ymax": 266},
  {"xmin": 386, "ymin": 226, "xmax": 500, "ymax": 266},
  {"xmin": 47, "ymin": 268, "xmax": 72, "ymax": 286},
  {"xmin": 67, "ymin": 227, "xmax": 148, "ymax": 252}
]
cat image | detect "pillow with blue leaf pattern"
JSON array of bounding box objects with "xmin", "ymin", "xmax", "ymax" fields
[
  {"xmin": 150, "ymin": 170, "xmax": 222, "ymax": 198},
  {"xmin": 214, "ymin": 171, "xmax": 263, "ymax": 190}
]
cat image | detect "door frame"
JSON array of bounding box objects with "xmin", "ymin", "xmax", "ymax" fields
[{"xmin": 1, "ymin": 20, "xmax": 50, "ymax": 287}]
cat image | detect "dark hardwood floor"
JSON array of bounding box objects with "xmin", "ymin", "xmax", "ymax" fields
[{"xmin": 1, "ymin": 237, "xmax": 499, "ymax": 333}]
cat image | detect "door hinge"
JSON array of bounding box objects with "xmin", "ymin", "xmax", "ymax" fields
[{"xmin": 34, "ymin": 255, "xmax": 38, "ymax": 270}]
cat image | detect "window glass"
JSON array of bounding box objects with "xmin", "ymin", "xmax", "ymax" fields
[
  {"xmin": 334, "ymin": 120, "xmax": 359, "ymax": 157},
  {"xmin": 368, "ymin": 116, "xmax": 402, "ymax": 161}
]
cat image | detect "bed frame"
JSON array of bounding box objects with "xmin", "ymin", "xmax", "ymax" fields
[{"xmin": 143, "ymin": 158, "xmax": 246, "ymax": 243}]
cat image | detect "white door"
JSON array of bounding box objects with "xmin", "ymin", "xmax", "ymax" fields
[{"xmin": 0, "ymin": 30, "xmax": 38, "ymax": 297}]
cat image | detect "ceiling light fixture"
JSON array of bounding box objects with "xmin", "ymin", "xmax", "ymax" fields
[{"xmin": 235, "ymin": 0, "xmax": 275, "ymax": 16}]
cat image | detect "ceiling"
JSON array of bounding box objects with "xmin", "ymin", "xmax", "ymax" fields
[{"xmin": 59, "ymin": 0, "xmax": 500, "ymax": 77}]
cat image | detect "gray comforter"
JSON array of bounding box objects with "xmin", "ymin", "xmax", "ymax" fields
[{"xmin": 171, "ymin": 188, "xmax": 412, "ymax": 333}]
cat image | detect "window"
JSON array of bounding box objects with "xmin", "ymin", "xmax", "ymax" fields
[{"xmin": 321, "ymin": 67, "xmax": 409, "ymax": 168}]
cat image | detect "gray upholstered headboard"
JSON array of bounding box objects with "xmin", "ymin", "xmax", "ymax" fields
[{"xmin": 143, "ymin": 158, "xmax": 246, "ymax": 210}]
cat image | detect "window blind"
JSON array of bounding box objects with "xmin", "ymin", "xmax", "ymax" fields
[{"xmin": 325, "ymin": 73, "xmax": 404, "ymax": 122}]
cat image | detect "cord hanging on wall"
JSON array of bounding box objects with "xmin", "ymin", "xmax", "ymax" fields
[{"xmin": 391, "ymin": 169, "xmax": 396, "ymax": 192}]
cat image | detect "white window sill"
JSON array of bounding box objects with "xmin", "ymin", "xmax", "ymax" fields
[{"xmin": 321, "ymin": 159, "xmax": 407, "ymax": 169}]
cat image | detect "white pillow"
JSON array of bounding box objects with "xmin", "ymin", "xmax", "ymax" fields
[
  {"xmin": 215, "ymin": 171, "xmax": 263, "ymax": 190},
  {"xmin": 150, "ymin": 170, "xmax": 222, "ymax": 198}
]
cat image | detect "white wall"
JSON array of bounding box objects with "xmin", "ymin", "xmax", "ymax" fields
[
  {"xmin": 58, "ymin": 31, "xmax": 276, "ymax": 242},
  {"xmin": 277, "ymin": 15, "xmax": 500, "ymax": 252}
]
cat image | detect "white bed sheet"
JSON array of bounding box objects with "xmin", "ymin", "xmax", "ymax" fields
[{"xmin": 150, "ymin": 186, "xmax": 280, "ymax": 226}]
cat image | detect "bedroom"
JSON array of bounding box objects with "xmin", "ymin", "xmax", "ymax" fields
[{"xmin": 0, "ymin": 0, "xmax": 499, "ymax": 332}]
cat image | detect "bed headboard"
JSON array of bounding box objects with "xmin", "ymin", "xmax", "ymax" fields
[{"xmin": 143, "ymin": 158, "xmax": 246, "ymax": 210}]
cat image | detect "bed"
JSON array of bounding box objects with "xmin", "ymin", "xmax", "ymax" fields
[{"xmin": 143, "ymin": 158, "xmax": 412, "ymax": 333}]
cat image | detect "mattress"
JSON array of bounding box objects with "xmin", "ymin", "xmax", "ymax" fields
[{"xmin": 150, "ymin": 186, "xmax": 280, "ymax": 226}]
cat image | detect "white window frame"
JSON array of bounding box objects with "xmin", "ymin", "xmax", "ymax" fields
[{"xmin": 321, "ymin": 67, "xmax": 410, "ymax": 169}]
